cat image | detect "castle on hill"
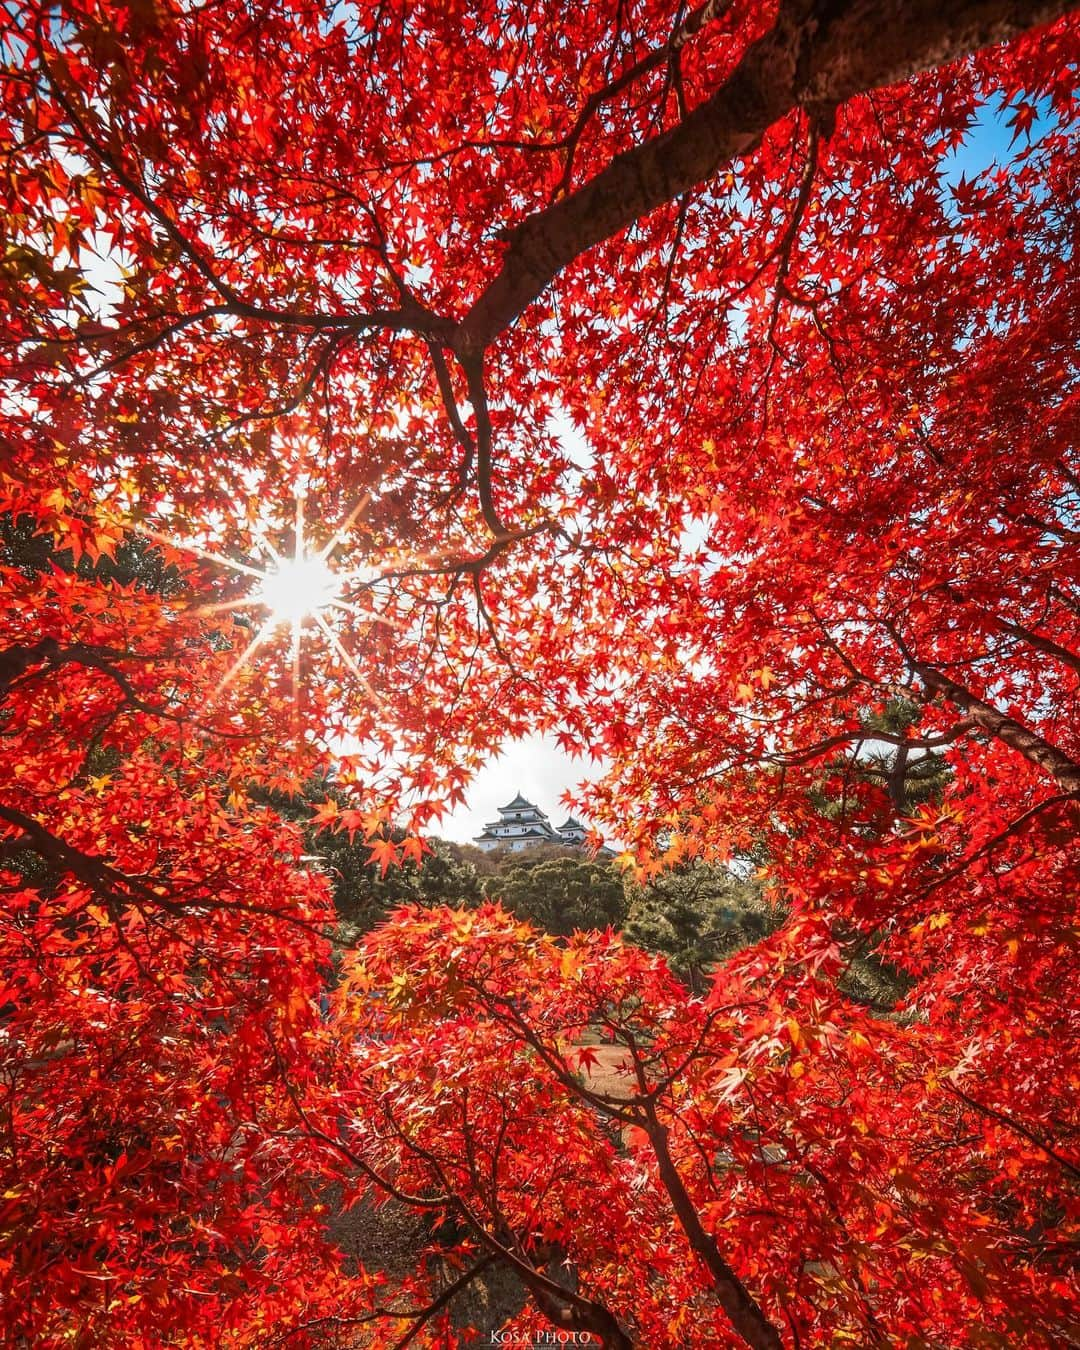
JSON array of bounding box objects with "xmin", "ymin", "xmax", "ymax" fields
[{"xmin": 473, "ymin": 793, "xmax": 595, "ymax": 854}]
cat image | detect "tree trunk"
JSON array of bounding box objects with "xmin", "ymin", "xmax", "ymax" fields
[{"xmin": 645, "ymin": 1115, "xmax": 784, "ymax": 1349}]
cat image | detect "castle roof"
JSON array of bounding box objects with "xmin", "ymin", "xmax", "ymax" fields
[
  {"xmin": 480, "ymin": 818, "xmax": 556, "ymax": 833},
  {"xmin": 473, "ymin": 825, "xmax": 555, "ymax": 842},
  {"xmin": 556, "ymin": 815, "xmax": 585, "ymax": 831},
  {"xmin": 500, "ymin": 792, "xmax": 538, "ymax": 811}
]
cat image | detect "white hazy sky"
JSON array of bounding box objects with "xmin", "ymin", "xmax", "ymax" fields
[{"xmin": 437, "ymin": 733, "xmax": 610, "ymax": 845}]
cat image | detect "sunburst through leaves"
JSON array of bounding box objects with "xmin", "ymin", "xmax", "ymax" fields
[{"xmin": 153, "ymin": 493, "xmax": 374, "ymax": 715}]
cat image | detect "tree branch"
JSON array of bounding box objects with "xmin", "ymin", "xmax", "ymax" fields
[
  {"xmin": 642, "ymin": 1104, "xmax": 783, "ymax": 1350},
  {"xmin": 914, "ymin": 663, "xmax": 1080, "ymax": 794},
  {"xmin": 455, "ymin": 0, "xmax": 1073, "ymax": 353},
  {"xmin": 945, "ymin": 1081, "xmax": 1080, "ymax": 1182}
]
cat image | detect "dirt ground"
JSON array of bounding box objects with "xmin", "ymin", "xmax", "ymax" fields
[{"xmin": 580, "ymin": 1042, "xmax": 637, "ymax": 1100}]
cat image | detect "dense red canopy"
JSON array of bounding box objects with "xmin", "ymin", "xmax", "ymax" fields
[{"xmin": 1, "ymin": 0, "xmax": 1077, "ymax": 1344}]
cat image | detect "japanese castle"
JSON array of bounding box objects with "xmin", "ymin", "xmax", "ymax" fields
[{"xmin": 473, "ymin": 793, "xmax": 590, "ymax": 853}]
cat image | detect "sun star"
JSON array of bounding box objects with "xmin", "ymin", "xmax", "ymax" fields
[
  {"xmin": 153, "ymin": 492, "xmax": 380, "ymax": 715},
  {"xmin": 255, "ymin": 549, "xmax": 342, "ymax": 628}
]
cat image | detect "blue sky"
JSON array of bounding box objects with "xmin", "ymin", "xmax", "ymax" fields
[{"xmin": 939, "ymin": 92, "xmax": 1055, "ymax": 188}]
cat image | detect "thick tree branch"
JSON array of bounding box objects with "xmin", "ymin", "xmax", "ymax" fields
[
  {"xmin": 945, "ymin": 1082, "xmax": 1080, "ymax": 1182},
  {"xmin": 274, "ymin": 1256, "xmax": 497, "ymax": 1350},
  {"xmin": 461, "ymin": 355, "xmax": 508, "ymax": 538},
  {"xmin": 932, "ymin": 583, "xmax": 1080, "ymax": 676},
  {"xmin": 992, "ymin": 615, "xmax": 1080, "ymax": 677},
  {"xmin": 41, "ymin": 49, "xmax": 447, "ymax": 344},
  {"xmin": 0, "ymin": 803, "xmax": 328, "ymax": 933},
  {"xmin": 0, "ymin": 638, "xmax": 255, "ymax": 740},
  {"xmin": 375, "ymin": 1100, "xmax": 634, "ymax": 1349},
  {"xmin": 906, "ymin": 791, "xmax": 1079, "ymax": 906},
  {"xmin": 389, "ymin": 1254, "xmax": 498, "ymax": 1350},
  {"xmin": 552, "ymin": 0, "xmax": 735, "ymax": 201},
  {"xmin": 455, "ymin": 0, "xmax": 1073, "ymax": 353},
  {"xmin": 914, "ymin": 663, "xmax": 1080, "ymax": 794},
  {"xmin": 475, "ymin": 983, "xmax": 781, "ymax": 1350}
]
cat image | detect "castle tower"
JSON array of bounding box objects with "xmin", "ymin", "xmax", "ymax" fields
[
  {"xmin": 472, "ymin": 792, "xmax": 559, "ymax": 852},
  {"xmin": 555, "ymin": 815, "xmax": 588, "ymax": 847}
]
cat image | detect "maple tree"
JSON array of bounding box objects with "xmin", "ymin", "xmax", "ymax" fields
[{"xmin": 1, "ymin": 0, "xmax": 1078, "ymax": 1345}]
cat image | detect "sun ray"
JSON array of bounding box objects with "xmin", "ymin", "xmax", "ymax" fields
[
  {"xmin": 185, "ymin": 596, "xmax": 266, "ymax": 619},
  {"xmin": 253, "ymin": 532, "xmax": 285, "ymax": 567},
  {"xmin": 315, "ymin": 492, "xmax": 371, "ymax": 564},
  {"xmin": 207, "ymin": 616, "xmax": 277, "ymax": 708},
  {"xmin": 146, "ymin": 526, "xmax": 265, "ymax": 580},
  {"xmin": 290, "ymin": 612, "xmax": 302, "ymax": 731},
  {"xmin": 153, "ymin": 492, "xmax": 395, "ymax": 719},
  {"xmin": 311, "ymin": 609, "xmax": 387, "ymax": 715}
]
